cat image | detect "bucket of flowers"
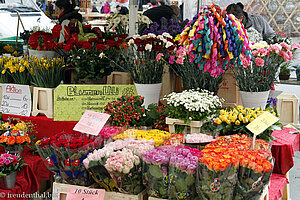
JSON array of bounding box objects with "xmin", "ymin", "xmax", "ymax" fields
[{"xmin": 0, "ymin": 153, "xmax": 27, "ymax": 189}]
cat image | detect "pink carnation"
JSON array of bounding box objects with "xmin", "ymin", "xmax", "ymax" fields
[
  {"xmin": 252, "ymin": 50, "xmax": 259, "ymax": 56},
  {"xmin": 175, "ymin": 56, "xmax": 184, "ymax": 64},
  {"xmin": 257, "ymin": 48, "xmax": 268, "ymax": 56},
  {"xmin": 292, "ymin": 43, "xmax": 300, "ymax": 49},
  {"xmin": 280, "ymin": 42, "xmax": 291, "ymax": 51},
  {"xmin": 169, "ymin": 56, "xmax": 175, "ymax": 64},
  {"xmin": 255, "ymin": 57, "xmax": 265, "ymax": 66},
  {"xmin": 156, "ymin": 53, "xmax": 164, "ymax": 61}
]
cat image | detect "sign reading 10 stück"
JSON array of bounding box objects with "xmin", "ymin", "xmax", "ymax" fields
[{"xmin": 54, "ymin": 84, "xmax": 137, "ymax": 121}]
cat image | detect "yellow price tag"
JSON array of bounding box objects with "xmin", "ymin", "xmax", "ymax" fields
[{"xmin": 246, "ymin": 112, "xmax": 279, "ymax": 136}]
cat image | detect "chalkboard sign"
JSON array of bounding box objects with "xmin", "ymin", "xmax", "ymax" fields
[
  {"xmin": 54, "ymin": 84, "xmax": 137, "ymax": 121},
  {"xmin": 0, "ymin": 84, "xmax": 32, "ymax": 116}
]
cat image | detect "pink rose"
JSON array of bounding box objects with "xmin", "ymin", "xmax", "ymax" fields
[
  {"xmin": 115, "ymin": 162, "xmax": 123, "ymax": 173},
  {"xmin": 126, "ymin": 160, "xmax": 134, "ymax": 169},
  {"xmin": 156, "ymin": 53, "xmax": 164, "ymax": 61},
  {"xmin": 255, "ymin": 57, "xmax": 264, "ymax": 66},
  {"xmin": 83, "ymin": 159, "xmax": 89, "ymax": 169}
]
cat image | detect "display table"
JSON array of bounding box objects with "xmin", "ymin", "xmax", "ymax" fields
[
  {"xmin": 2, "ymin": 114, "xmax": 77, "ymax": 140},
  {"xmin": 0, "ymin": 148, "xmax": 53, "ymax": 199},
  {"xmin": 271, "ymin": 127, "xmax": 300, "ymax": 174}
]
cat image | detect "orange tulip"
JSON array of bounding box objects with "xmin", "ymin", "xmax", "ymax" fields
[
  {"xmin": 0, "ymin": 136, "xmax": 8, "ymax": 143},
  {"xmin": 7, "ymin": 136, "xmax": 16, "ymax": 145},
  {"xmin": 24, "ymin": 135, "xmax": 31, "ymax": 143}
]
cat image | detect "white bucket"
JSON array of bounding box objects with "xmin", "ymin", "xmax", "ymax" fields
[
  {"xmin": 240, "ymin": 90, "xmax": 270, "ymax": 109},
  {"xmin": 134, "ymin": 83, "xmax": 162, "ymax": 108},
  {"xmin": 28, "ymin": 49, "xmax": 57, "ymax": 59}
]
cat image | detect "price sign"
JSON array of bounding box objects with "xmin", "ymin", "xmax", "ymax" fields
[
  {"xmin": 73, "ymin": 110, "xmax": 110, "ymax": 135},
  {"xmin": 66, "ymin": 188, "xmax": 105, "ymax": 200},
  {"xmin": 246, "ymin": 111, "xmax": 279, "ymax": 149},
  {"xmin": 0, "ymin": 84, "xmax": 31, "ymax": 116}
]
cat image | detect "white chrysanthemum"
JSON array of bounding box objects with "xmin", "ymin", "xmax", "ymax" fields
[
  {"xmin": 128, "ymin": 39, "xmax": 135, "ymax": 45},
  {"xmin": 145, "ymin": 44, "xmax": 152, "ymax": 51}
]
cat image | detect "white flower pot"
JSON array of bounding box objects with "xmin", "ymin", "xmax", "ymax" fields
[
  {"xmin": 28, "ymin": 49, "xmax": 57, "ymax": 59},
  {"xmin": 134, "ymin": 83, "xmax": 162, "ymax": 108},
  {"xmin": 240, "ymin": 90, "xmax": 270, "ymax": 109}
]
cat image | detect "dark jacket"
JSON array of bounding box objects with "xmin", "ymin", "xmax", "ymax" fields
[
  {"xmin": 143, "ymin": 5, "xmax": 174, "ymax": 24},
  {"xmin": 119, "ymin": 6, "xmax": 129, "ymax": 15},
  {"xmin": 58, "ymin": 10, "xmax": 83, "ymax": 24}
]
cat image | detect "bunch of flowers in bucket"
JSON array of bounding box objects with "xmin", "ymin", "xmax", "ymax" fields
[
  {"xmin": 108, "ymin": 32, "xmax": 176, "ymax": 84},
  {"xmin": 63, "ymin": 26, "xmax": 127, "ymax": 82},
  {"xmin": 168, "ymin": 147, "xmax": 201, "ymax": 200},
  {"xmin": 83, "ymin": 139, "xmax": 154, "ymax": 194},
  {"xmin": 104, "ymin": 95, "xmax": 145, "ymax": 127},
  {"xmin": 0, "ymin": 119, "xmax": 34, "ymax": 155},
  {"xmin": 36, "ymin": 132, "xmax": 104, "ymax": 186},
  {"xmin": 113, "ymin": 129, "xmax": 171, "ymax": 146},
  {"xmin": 211, "ymin": 106, "xmax": 281, "ymax": 142},
  {"xmin": 0, "ymin": 153, "xmax": 26, "ymax": 176},
  {"xmin": 232, "ymin": 41, "xmax": 300, "ymax": 92},
  {"xmin": 1, "ymin": 56, "xmax": 30, "ymax": 85},
  {"xmin": 163, "ymin": 89, "xmax": 223, "ymax": 123},
  {"xmin": 197, "ymin": 134, "xmax": 273, "ymax": 200},
  {"xmin": 99, "ymin": 126, "xmax": 124, "ymax": 145}
]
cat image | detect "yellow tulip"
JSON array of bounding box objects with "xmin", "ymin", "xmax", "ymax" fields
[
  {"xmin": 214, "ymin": 118, "xmax": 222, "ymax": 125},
  {"xmin": 243, "ymin": 117, "xmax": 248, "ymax": 123},
  {"xmin": 1, "ymin": 70, "xmax": 5, "ymax": 74},
  {"xmin": 225, "ymin": 119, "xmax": 231, "ymax": 124}
]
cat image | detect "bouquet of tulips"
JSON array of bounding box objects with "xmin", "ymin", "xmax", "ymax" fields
[
  {"xmin": 142, "ymin": 146, "xmax": 176, "ymax": 198},
  {"xmin": 168, "ymin": 147, "xmax": 200, "ymax": 200}
]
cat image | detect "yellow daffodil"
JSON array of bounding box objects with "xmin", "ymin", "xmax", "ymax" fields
[
  {"xmin": 235, "ymin": 120, "xmax": 241, "ymax": 125},
  {"xmin": 214, "ymin": 118, "xmax": 222, "ymax": 125}
]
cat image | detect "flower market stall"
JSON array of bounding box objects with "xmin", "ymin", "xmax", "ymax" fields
[{"xmin": 0, "ymin": 2, "xmax": 300, "ymax": 200}]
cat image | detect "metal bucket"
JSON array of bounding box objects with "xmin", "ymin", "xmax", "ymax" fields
[{"xmin": 0, "ymin": 172, "xmax": 17, "ymax": 189}]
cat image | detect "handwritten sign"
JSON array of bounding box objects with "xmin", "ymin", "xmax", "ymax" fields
[
  {"xmin": 66, "ymin": 188, "xmax": 105, "ymax": 200},
  {"xmin": 246, "ymin": 111, "xmax": 279, "ymax": 136},
  {"xmin": 73, "ymin": 111, "xmax": 110, "ymax": 135},
  {"xmin": 0, "ymin": 84, "xmax": 31, "ymax": 116},
  {"xmin": 54, "ymin": 84, "xmax": 137, "ymax": 121}
]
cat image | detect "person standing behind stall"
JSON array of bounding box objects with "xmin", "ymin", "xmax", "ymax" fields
[
  {"xmin": 226, "ymin": 2, "xmax": 276, "ymax": 41},
  {"xmin": 55, "ymin": 0, "xmax": 82, "ymax": 42},
  {"xmin": 116, "ymin": 5, "xmax": 129, "ymax": 15},
  {"xmin": 143, "ymin": 0, "xmax": 174, "ymax": 24}
]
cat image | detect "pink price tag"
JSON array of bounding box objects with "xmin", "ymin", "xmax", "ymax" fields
[
  {"xmin": 73, "ymin": 110, "xmax": 110, "ymax": 135},
  {"xmin": 66, "ymin": 188, "xmax": 105, "ymax": 200}
]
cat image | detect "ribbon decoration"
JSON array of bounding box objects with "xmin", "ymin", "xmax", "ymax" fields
[{"xmin": 180, "ymin": 4, "xmax": 252, "ymax": 77}]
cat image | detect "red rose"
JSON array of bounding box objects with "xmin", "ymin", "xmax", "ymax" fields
[
  {"xmin": 95, "ymin": 44, "xmax": 106, "ymax": 51},
  {"xmin": 82, "ymin": 42, "xmax": 92, "ymax": 50},
  {"xmin": 88, "ymin": 38, "xmax": 98, "ymax": 43},
  {"xmin": 106, "ymin": 40, "xmax": 116, "ymax": 47},
  {"xmin": 64, "ymin": 44, "xmax": 73, "ymax": 51},
  {"xmin": 44, "ymin": 34, "xmax": 55, "ymax": 50},
  {"xmin": 70, "ymin": 143, "xmax": 77, "ymax": 149},
  {"xmin": 52, "ymin": 24, "xmax": 62, "ymax": 39}
]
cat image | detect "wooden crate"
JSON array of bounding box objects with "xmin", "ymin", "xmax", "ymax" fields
[
  {"xmin": 218, "ymin": 70, "xmax": 242, "ymax": 107},
  {"xmin": 166, "ymin": 117, "xmax": 204, "ymax": 134},
  {"xmin": 32, "ymin": 87, "xmax": 54, "ymax": 118},
  {"xmin": 106, "ymin": 72, "xmax": 133, "ymax": 85},
  {"xmin": 52, "ymin": 182, "xmax": 147, "ymax": 200},
  {"xmin": 276, "ymin": 94, "xmax": 299, "ymax": 126}
]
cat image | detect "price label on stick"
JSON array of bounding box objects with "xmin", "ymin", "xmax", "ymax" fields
[
  {"xmin": 246, "ymin": 111, "xmax": 279, "ymax": 149},
  {"xmin": 66, "ymin": 188, "xmax": 105, "ymax": 200},
  {"xmin": 73, "ymin": 110, "xmax": 110, "ymax": 135}
]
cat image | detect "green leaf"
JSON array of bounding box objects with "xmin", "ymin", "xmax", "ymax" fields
[{"xmin": 149, "ymin": 165, "xmax": 163, "ymax": 178}]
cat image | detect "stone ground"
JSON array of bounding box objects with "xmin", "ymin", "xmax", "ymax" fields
[{"xmin": 290, "ymin": 151, "xmax": 300, "ymax": 200}]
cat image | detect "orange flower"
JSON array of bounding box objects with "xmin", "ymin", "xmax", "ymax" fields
[
  {"xmin": 0, "ymin": 136, "xmax": 8, "ymax": 143},
  {"xmin": 122, "ymin": 42, "xmax": 128, "ymax": 49},
  {"xmin": 24, "ymin": 135, "xmax": 31, "ymax": 143},
  {"xmin": 10, "ymin": 130, "xmax": 19, "ymax": 136},
  {"xmin": 7, "ymin": 136, "xmax": 16, "ymax": 145},
  {"xmin": 16, "ymin": 136, "xmax": 26, "ymax": 144}
]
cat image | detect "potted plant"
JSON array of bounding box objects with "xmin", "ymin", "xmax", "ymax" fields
[
  {"xmin": 28, "ymin": 57, "xmax": 66, "ymax": 118},
  {"xmin": 106, "ymin": 32, "xmax": 176, "ymax": 108},
  {"xmin": 0, "ymin": 153, "xmax": 27, "ymax": 189},
  {"xmin": 63, "ymin": 24, "xmax": 126, "ymax": 83},
  {"xmin": 279, "ymin": 63, "xmax": 291, "ymax": 80},
  {"xmin": 232, "ymin": 41, "xmax": 298, "ymax": 109},
  {"xmin": 163, "ymin": 89, "xmax": 223, "ymax": 133},
  {"xmin": 27, "ymin": 24, "xmax": 63, "ymax": 59}
]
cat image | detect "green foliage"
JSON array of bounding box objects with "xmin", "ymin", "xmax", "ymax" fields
[
  {"xmin": 279, "ymin": 63, "xmax": 291, "ymax": 75},
  {"xmin": 144, "ymin": 104, "xmax": 169, "ymax": 131}
]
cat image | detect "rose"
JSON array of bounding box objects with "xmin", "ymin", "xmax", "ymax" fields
[
  {"xmin": 52, "ymin": 24, "xmax": 62, "ymax": 39},
  {"xmin": 115, "ymin": 162, "xmax": 123, "ymax": 173},
  {"xmin": 82, "ymin": 42, "xmax": 92, "ymax": 50}
]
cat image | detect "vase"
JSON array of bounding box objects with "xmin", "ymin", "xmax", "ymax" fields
[
  {"xmin": 0, "ymin": 171, "xmax": 17, "ymax": 189},
  {"xmin": 279, "ymin": 74, "xmax": 290, "ymax": 80},
  {"xmin": 134, "ymin": 83, "xmax": 162, "ymax": 108},
  {"xmin": 240, "ymin": 90, "xmax": 270, "ymax": 109},
  {"xmin": 28, "ymin": 49, "xmax": 57, "ymax": 59},
  {"xmin": 4, "ymin": 146, "xmax": 24, "ymax": 158}
]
